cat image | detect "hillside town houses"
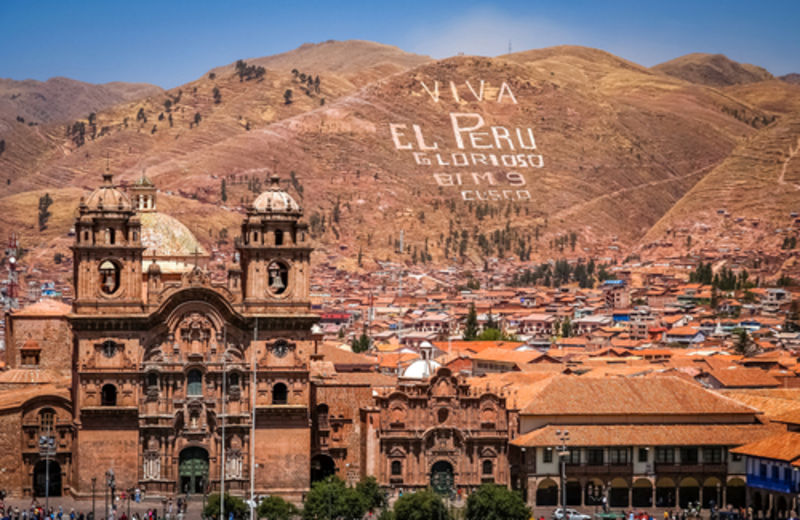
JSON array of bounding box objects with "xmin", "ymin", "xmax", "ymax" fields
[{"xmin": 0, "ymin": 174, "xmax": 799, "ymax": 519}]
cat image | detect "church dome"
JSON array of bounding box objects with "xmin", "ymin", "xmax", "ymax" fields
[
  {"xmin": 139, "ymin": 212, "xmax": 205, "ymax": 257},
  {"xmin": 252, "ymin": 176, "xmax": 301, "ymax": 213},
  {"xmin": 84, "ymin": 174, "xmax": 132, "ymax": 211},
  {"xmin": 401, "ymin": 359, "xmax": 441, "ymax": 380}
]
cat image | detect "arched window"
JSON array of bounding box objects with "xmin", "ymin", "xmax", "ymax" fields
[
  {"xmin": 39, "ymin": 408, "xmax": 55, "ymax": 435},
  {"xmin": 99, "ymin": 260, "xmax": 121, "ymax": 294},
  {"xmin": 229, "ymin": 372, "xmax": 239, "ymax": 387},
  {"xmin": 272, "ymin": 383, "xmax": 288, "ymax": 405},
  {"xmin": 267, "ymin": 261, "xmax": 289, "ymax": 295},
  {"xmin": 482, "ymin": 460, "xmax": 493, "ymax": 475},
  {"xmin": 101, "ymin": 384, "xmax": 117, "ymax": 406},
  {"xmin": 391, "ymin": 460, "xmax": 403, "ymax": 476},
  {"xmin": 187, "ymin": 370, "xmax": 203, "ymax": 397},
  {"xmin": 275, "ymin": 229, "xmax": 283, "ymax": 246},
  {"xmin": 147, "ymin": 372, "xmax": 158, "ymax": 389}
]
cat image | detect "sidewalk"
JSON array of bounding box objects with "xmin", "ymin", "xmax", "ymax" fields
[{"xmin": 2, "ymin": 496, "xmax": 205, "ymax": 520}]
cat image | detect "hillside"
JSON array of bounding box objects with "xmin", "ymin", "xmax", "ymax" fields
[
  {"xmin": 781, "ymin": 73, "xmax": 800, "ymax": 85},
  {"xmin": 640, "ymin": 114, "xmax": 800, "ymax": 269},
  {"xmin": 0, "ymin": 77, "xmax": 162, "ymax": 124},
  {"xmin": 653, "ymin": 53, "xmax": 773, "ymax": 87},
  {"xmin": 0, "ymin": 42, "xmax": 788, "ymax": 275}
]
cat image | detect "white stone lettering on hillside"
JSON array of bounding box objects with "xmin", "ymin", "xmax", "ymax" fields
[{"xmin": 389, "ymin": 82, "xmax": 543, "ymax": 202}]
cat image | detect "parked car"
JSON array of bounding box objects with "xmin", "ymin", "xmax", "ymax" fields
[{"xmin": 553, "ymin": 508, "xmax": 592, "ymax": 520}]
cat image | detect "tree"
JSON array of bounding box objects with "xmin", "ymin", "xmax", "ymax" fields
[
  {"xmin": 221, "ymin": 179, "xmax": 228, "ymax": 202},
  {"xmin": 561, "ymin": 317, "xmax": 572, "ymax": 338},
  {"xmin": 463, "ymin": 303, "xmax": 478, "ymax": 340},
  {"xmin": 394, "ymin": 490, "xmax": 449, "ymax": 520},
  {"xmin": 284, "ymin": 89, "xmax": 293, "ymax": 104},
  {"xmin": 38, "ymin": 193, "xmax": 53, "ymax": 231},
  {"xmin": 351, "ymin": 326, "xmax": 370, "ymax": 353},
  {"xmin": 710, "ymin": 287, "xmax": 719, "ymax": 312},
  {"xmin": 733, "ymin": 328, "xmax": 754, "ymax": 356},
  {"xmin": 203, "ymin": 493, "xmax": 248, "ymax": 520},
  {"xmin": 302, "ymin": 476, "xmax": 367, "ymax": 520},
  {"xmin": 257, "ymin": 495, "xmax": 299, "ymax": 520},
  {"xmin": 355, "ymin": 476, "xmax": 386, "ymax": 512},
  {"xmin": 0, "ymin": 139, "xmax": 5, "ymax": 155},
  {"xmin": 465, "ymin": 484, "xmax": 530, "ymax": 520},
  {"xmin": 213, "ymin": 86, "xmax": 222, "ymax": 104},
  {"xmin": 194, "ymin": 112, "xmax": 202, "ymax": 126}
]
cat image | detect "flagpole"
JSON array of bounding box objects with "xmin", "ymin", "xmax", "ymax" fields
[
  {"xmin": 220, "ymin": 327, "xmax": 226, "ymax": 520},
  {"xmin": 250, "ymin": 318, "xmax": 258, "ymax": 519}
]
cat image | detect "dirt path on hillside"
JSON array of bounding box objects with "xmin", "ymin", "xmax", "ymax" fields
[{"xmin": 551, "ymin": 160, "xmax": 722, "ymax": 220}]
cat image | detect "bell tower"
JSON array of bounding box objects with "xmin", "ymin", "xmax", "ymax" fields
[
  {"xmin": 72, "ymin": 173, "xmax": 145, "ymax": 314},
  {"xmin": 236, "ymin": 176, "xmax": 311, "ymax": 314}
]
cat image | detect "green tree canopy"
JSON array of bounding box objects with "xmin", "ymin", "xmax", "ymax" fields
[
  {"xmin": 465, "ymin": 484, "xmax": 531, "ymax": 520},
  {"xmin": 203, "ymin": 493, "xmax": 249, "ymax": 520},
  {"xmin": 257, "ymin": 495, "xmax": 299, "ymax": 520},
  {"xmin": 302, "ymin": 476, "xmax": 367, "ymax": 520},
  {"xmin": 393, "ymin": 489, "xmax": 449, "ymax": 520},
  {"xmin": 355, "ymin": 476, "xmax": 386, "ymax": 512}
]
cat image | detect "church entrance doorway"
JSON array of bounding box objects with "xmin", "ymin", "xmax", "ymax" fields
[
  {"xmin": 179, "ymin": 447, "xmax": 208, "ymax": 495},
  {"xmin": 33, "ymin": 459, "xmax": 62, "ymax": 497},
  {"xmin": 430, "ymin": 461, "xmax": 454, "ymax": 495}
]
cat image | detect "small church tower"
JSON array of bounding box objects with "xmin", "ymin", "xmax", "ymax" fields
[
  {"xmin": 236, "ymin": 176, "xmax": 311, "ymax": 313},
  {"xmin": 72, "ymin": 173, "xmax": 145, "ymax": 314}
]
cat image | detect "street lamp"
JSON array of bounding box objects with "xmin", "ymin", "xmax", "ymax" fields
[
  {"xmin": 38, "ymin": 432, "xmax": 56, "ymax": 512},
  {"xmin": 556, "ymin": 429, "xmax": 570, "ymax": 518},
  {"xmin": 105, "ymin": 469, "xmax": 116, "ymax": 519}
]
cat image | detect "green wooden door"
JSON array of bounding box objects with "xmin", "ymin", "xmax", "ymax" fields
[
  {"xmin": 179, "ymin": 447, "xmax": 208, "ymax": 494},
  {"xmin": 430, "ymin": 461, "xmax": 454, "ymax": 495}
]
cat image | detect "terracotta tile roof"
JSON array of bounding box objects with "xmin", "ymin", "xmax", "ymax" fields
[
  {"xmin": 432, "ymin": 340, "xmax": 524, "ymax": 354},
  {"xmin": 12, "ymin": 299, "xmax": 71, "ymax": 317},
  {"xmin": 707, "ymin": 367, "xmax": 781, "ymax": 388},
  {"xmin": 0, "ymin": 369, "xmax": 67, "ymax": 384},
  {"xmin": 731, "ymin": 432, "xmax": 800, "ymax": 462},
  {"xmin": 519, "ymin": 375, "xmax": 760, "ymax": 416},
  {"xmin": 318, "ymin": 342, "xmax": 378, "ymax": 367},
  {"xmin": 513, "ymin": 423, "xmax": 780, "ymax": 447},
  {"xmin": 721, "ymin": 391, "xmax": 800, "ymax": 420}
]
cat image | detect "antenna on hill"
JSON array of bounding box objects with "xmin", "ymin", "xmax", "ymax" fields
[{"xmin": 508, "ymin": 40, "xmax": 512, "ymax": 54}]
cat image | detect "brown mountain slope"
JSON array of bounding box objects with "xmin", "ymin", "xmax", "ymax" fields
[
  {"xmin": 0, "ymin": 44, "xmax": 775, "ymax": 271},
  {"xmin": 781, "ymin": 73, "xmax": 800, "ymax": 85},
  {"xmin": 0, "ymin": 77, "xmax": 163, "ymax": 124},
  {"xmin": 653, "ymin": 53, "xmax": 773, "ymax": 87},
  {"xmin": 211, "ymin": 39, "xmax": 431, "ymax": 87},
  {"xmin": 640, "ymin": 114, "xmax": 800, "ymax": 260},
  {"xmin": 723, "ymin": 80, "xmax": 800, "ymax": 115}
]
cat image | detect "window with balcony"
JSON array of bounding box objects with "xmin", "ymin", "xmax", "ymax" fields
[
  {"xmin": 391, "ymin": 460, "xmax": 402, "ymax": 476},
  {"xmin": 680, "ymin": 447, "xmax": 698, "ymax": 464},
  {"xmin": 655, "ymin": 447, "xmax": 675, "ymax": 464},
  {"xmin": 703, "ymin": 447, "xmax": 723, "ymax": 464},
  {"xmin": 39, "ymin": 408, "xmax": 55, "ymax": 436},
  {"xmin": 566, "ymin": 448, "xmax": 581, "ymax": 465},
  {"xmin": 587, "ymin": 449, "xmax": 604, "ymax": 465},
  {"xmin": 101, "ymin": 384, "xmax": 117, "ymax": 406},
  {"xmin": 609, "ymin": 448, "xmax": 628, "ymax": 465}
]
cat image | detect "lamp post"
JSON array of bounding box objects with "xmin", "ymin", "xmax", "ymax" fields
[
  {"xmin": 91, "ymin": 477, "xmax": 97, "ymax": 520},
  {"xmin": 38, "ymin": 424, "xmax": 56, "ymax": 513},
  {"xmin": 105, "ymin": 469, "xmax": 115, "ymax": 520},
  {"xmin": 556, "ymin": 429, "xmax": 570, "ymax": 518}
]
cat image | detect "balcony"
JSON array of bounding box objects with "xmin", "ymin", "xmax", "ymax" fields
[
  {"xmin": 654, "ymin": 463, "xmax": 727, "ymax": 475},
  {"xmin": 746, "ymin": 475, "xmax": 798, "ymax": 494},
  {"xmin": 565, "ymin": 463, "xmax": 633, "ymax": 476}
]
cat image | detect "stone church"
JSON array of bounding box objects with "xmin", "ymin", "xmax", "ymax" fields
[{"xmin": 0, "ymin": 173, "xmax": 321, "ymax": 501}]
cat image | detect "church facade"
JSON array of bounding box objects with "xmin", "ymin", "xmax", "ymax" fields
[{"xmin": 1, "ymin": 174, "xmax": 321, "ymax": 501}]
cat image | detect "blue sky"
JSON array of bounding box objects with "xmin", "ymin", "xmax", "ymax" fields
[{"xmin": 1, "ymin": 1, "xmax": 798, "ymax": 88}]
